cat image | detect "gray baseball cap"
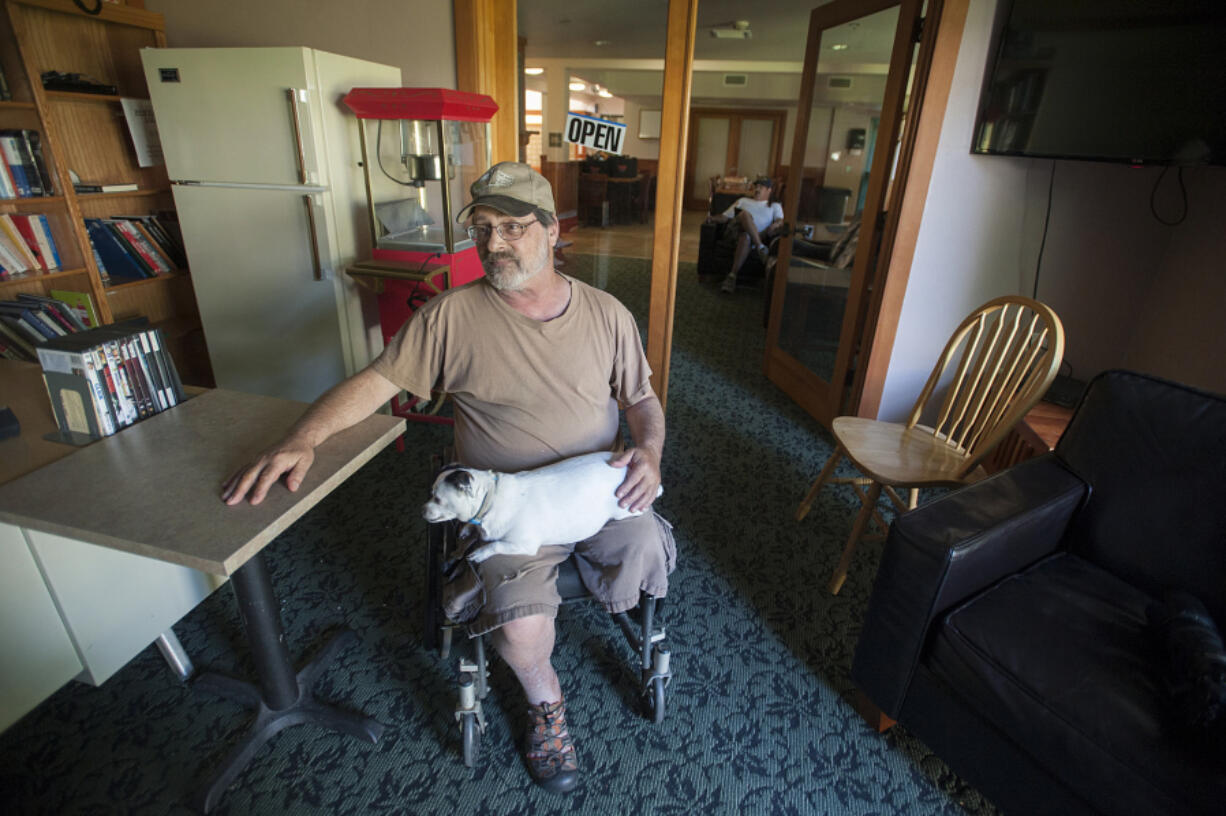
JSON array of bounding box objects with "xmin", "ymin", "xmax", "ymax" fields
[{"xmin": 456, "ymin": 161, "xmax": 556, "ymax": 221}]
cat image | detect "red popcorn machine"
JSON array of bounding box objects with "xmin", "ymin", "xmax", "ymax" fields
[{"xmin": 342, "ymin": 87, "xmax": 497, "ymax": 431}]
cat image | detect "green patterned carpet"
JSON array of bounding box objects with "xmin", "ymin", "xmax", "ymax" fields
[{"xmin": 0, "ymin": 254, "xmax": 996, "ymax": 815}]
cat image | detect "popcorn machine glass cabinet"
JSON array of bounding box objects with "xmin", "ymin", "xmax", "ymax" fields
[{"xmin": 356, "ymin": 116, "xmax": 493, "ymax": 259}]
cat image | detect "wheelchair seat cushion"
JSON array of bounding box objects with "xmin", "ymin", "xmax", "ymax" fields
[{"xmin": 926, "ymin": 552, "xmax": 1226, "ymax": 816}]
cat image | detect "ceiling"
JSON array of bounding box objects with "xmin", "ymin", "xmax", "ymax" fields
[
  {"xmin": 520, "ymin": 0, "xmax": 814, "ymax": 62},
  {"xmin": 518, "ymin": 0, "xmax": 899, "ymax": 105}
]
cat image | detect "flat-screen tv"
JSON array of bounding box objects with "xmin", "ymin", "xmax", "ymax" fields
[{"xmin": 972, "ymin": 0, "xmax": 1226, "ymax": 166}]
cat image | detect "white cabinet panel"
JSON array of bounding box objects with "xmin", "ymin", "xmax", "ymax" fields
[
  {"xmin": 0, "ymin": 524, "xmax": 81, "ymax": 732},
  {"xmin": 28, "ymin": 530, "xmax": 226, "ymax": 685}
]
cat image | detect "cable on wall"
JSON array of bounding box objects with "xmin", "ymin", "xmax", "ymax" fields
[
  {"xmin": 1032, "ymin": 160, "xmax": 1056, "ymax": 300},
  {"xmin": 1149, "ymin": 165, "xmax": 1188, "ymax": 226}
]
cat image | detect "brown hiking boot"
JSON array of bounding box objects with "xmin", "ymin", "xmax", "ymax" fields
[{"xmin": 524, "ymin": 698, "xmax": 579, "ymax": 793}]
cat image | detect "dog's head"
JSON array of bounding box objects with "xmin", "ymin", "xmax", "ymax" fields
[{"xmin": 422, "ymin": 465, "xmax": 491, "ymax": 523}]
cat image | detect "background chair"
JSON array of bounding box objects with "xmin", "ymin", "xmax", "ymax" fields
[
  {"xmin": 631, "ymin": 173, "xmax": 655, "ymax": 224},
  {"xmin": 851, "ymin": 370, "xmax": 1226, "ymax": 816},
  {"xmin": 796, "ymin": 295, "xmax": 1064, "ymax": 594},
  {"xmin": 578, "ymin": 172, "xmax": 608, "ymax": 227}
]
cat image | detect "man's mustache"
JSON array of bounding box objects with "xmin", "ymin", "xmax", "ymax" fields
[{"xmin": 483, "ymin": 251, "xmax": 518, "ymax": 266}]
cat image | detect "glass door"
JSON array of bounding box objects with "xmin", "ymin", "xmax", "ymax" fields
[
  {"xmin": 764, "ymin": 0, "xmax": 926, "ymax": 428},
  {"xmin": 684, "ymin": 109, "xmax": 786, "ymax": 210}
]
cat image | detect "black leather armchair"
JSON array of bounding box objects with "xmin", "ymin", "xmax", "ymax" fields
[{"xmin": 852, "ymin": 370, "xmax": 1226, "ymax": 816}]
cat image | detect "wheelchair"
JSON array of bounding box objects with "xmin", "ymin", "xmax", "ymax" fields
[{"xmin": 424, "ymin": 492, "xmax": 673, "ymax": 768}]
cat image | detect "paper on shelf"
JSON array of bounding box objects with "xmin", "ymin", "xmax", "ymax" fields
[{"xmin": 121, "ymin": 98, "xmax": 164, "ymax": 168}]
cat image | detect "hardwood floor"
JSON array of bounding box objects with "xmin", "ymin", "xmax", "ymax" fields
[{"xmin": 559, "ymin": 210, "xmax": 707, "ymax": 263}]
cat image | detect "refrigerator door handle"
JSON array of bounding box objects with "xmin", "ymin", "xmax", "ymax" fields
[
  {"xmin": 303, "ymin": 192, "xmax": 333, "ymax": 281},
  {"xmin": 286, "ymin": 88, "xmax": 320, "ymax": 185}
]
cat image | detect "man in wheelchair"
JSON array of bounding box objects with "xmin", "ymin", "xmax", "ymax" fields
[{"xmin": 221, "ymin": 161, "xmax": 673, "ymax": 794}]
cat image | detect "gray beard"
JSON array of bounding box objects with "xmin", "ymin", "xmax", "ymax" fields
[{"xmin": 482, "ymin": 252, "xmax": 540, "ymax": 292}]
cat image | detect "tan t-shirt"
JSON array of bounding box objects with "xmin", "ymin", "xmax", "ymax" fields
[{"xmin": 371, "ymin": 273, "xmax": 654, "ymax": 472}]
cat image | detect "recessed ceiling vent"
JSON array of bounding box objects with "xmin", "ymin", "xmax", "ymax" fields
[
  {"xmin": 828, "ymin": 76, "xmax": 854, "ymax": 89},
  {"xmin": 723, "ymin": 73, "xmax": 749, "ymax": 87}
]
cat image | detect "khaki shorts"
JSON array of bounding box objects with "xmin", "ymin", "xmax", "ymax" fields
[{"xmin": 443, "ymin": 511, "xmax": 676, "ymax": 636}]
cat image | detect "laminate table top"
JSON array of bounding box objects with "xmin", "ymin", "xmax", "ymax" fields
[{"xmin": 0, "ymin": 387, "xmax": 404, "ymax": 576}]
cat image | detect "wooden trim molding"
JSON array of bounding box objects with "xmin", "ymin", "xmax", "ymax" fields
[
  {"xmin": 646, "ymin": 0, "xmax": 698, "ymax": 410},
  {"xmin": 453, "ymin": 0, "xmax": 519, "ymax": 164},
  {"xmin": 855, "ymin": 0, "xmax": 970, "ymax": 419}
]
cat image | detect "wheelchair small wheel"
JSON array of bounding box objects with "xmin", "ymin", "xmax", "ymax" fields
[
  {"xmin": 647, "ymin": 677, "xmax": 666, "ymax": 724},
  {"xmin": 461, "ymin": 713, "xmax": 480, "ymax": 767}
]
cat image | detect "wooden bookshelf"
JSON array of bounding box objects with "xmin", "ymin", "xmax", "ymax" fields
[{"xmin": 0, "ymin": 0, "xmax": 212, "ymax": 385}]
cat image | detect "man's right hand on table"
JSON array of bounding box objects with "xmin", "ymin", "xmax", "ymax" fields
[{"xmin": 221, "ymin": 438, "xmax": 315, "ymax": 506}]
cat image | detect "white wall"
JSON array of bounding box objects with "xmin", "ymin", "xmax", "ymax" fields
[
  {"xmin": 875, "ymin": 0, "xmax": 1225, "ymax": 420},
  {"xmin": 621, "ymin": 98, "xmax": 660, "ymax": 160},
  {"xmin": 146, "ymin": 0, "xmax": 456, "ymax": 89}
]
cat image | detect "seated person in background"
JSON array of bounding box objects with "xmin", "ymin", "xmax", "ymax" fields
[{"xmin": 705, "ymin": 177, "xmax": 785, "ymax": 293}]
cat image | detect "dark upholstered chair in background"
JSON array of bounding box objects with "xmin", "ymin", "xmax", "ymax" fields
[{"xmin": 852, "ymin": 370, "xmax": 1226, "ymax": 816}]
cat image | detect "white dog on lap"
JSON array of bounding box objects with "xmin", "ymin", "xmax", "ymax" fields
[{"xmin": 422, "ymin": 451, "xmax": 663, "ymax": 563}]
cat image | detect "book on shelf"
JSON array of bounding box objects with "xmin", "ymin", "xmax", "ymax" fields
[
  {"xmin": 0, "ymin": 213, "xmax": 62, "ymax": 276},
  {"xmin": 0, "ymin": 314, "xmax": 37, "ymax": 359},
  {"xmin": 73, "ymin": 182, "xmax": 138, "ymax": 194},
  {"xmin": 37, "ymin": 320, "xmax": 185, "ymax": 440},
  {"xmin": 0, "ymin": 294, "xmax": 86, "ymax": 359},
  {"xmin": 0, "ymin": 300, "xmax": 63, "ymax": 346},
  {"xmin": 85, "ymin": 217, "xmax": 151, "ymax": 280},
  {"xmin": 49, "ymin": 289, "xmax": 98, "ymax": 328},
  {"xmin": 0, "ymin": 130, "xmax": 53, "ymax": 198},
  {"xmin": 84, "ymin": 214, "xmax": 184, "ymax": 280},
  {"xmin": 17, "ymin": 292, "xmax": 87, "ymax": 332},
  {"xmin": 1, "ymin": 213, "xmax": 57, "ymax": 271}
]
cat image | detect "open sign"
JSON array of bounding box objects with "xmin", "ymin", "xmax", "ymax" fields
[{"xmin": 564, "ymin": 113, "xmax": 627, "ymax": 155}]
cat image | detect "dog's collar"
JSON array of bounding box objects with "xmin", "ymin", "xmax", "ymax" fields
[{"xmin": 465, "ymin": 473, "xmax": 498, "ymax": 526}]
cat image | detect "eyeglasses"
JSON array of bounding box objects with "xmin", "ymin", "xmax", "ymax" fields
[{"xmin": 466, "ymin": 219, "xmax": 539, "ymax": 242}]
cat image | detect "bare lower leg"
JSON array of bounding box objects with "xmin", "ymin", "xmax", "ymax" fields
[
  {"xmin": 491, "ymin": 614, "xmax": 561, "ymax": 705},
  {"xmin": 729, "ymin": 233, "xmax": 752, "ymax": 277}
]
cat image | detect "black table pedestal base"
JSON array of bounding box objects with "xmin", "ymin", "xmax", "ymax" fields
[{"xmin": 191, "ymin": 554, "xmax": 385, "ymax": 813}]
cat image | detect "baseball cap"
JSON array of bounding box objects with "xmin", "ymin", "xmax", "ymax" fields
[
  {"xmin": 754, "ymin": 176, "xmax": 774, "ymax": 188},
  {"xmin": 455, "ymin": 161, "xmax": 556, "ymax": 222}
]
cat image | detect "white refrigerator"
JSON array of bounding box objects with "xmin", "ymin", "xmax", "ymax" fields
[{"xmin": 140, "ymin": 47, "xmax": 401, "ymax": 402}]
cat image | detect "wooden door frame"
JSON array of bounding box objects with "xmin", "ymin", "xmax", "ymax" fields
[
  {"xmin": 456, "ymin": 0, "xmax": 695, "ymax": 411},
  {"xmin": 854, "ymin": 0, "xmax": 969, "ymax": 418},
  {"xmin": 764, "ymin": 0, "xmax": 964, "ymax": 427},
  {"xmin": 683, "ymin": 107, "xmax": 788, "ymax": 210},
  {"xmin": 646, "ymin": 0, "xmax": 699, "ymax": 409}
]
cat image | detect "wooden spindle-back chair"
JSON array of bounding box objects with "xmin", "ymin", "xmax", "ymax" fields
[{"xmin": 796, "ymin": 295, "xmax": 1065, "ymax": 594}]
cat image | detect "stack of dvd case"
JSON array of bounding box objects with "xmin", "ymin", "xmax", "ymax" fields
[{"xmin": 37, "ymin": 320, "xmax": 185, "ymax": 441}]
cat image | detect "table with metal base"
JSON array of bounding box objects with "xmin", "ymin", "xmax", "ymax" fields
[
  {"xmin": 0, "ymin": 389, "xmax": 404, "ymax": 813},
  {"xmin": 192, "ymin": 553, "xmax": 385, "ymax": 813}
]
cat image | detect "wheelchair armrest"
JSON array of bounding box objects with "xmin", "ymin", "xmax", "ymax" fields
[{"xmin": 851, "ymin": 454, "xmax": 1088, "ymax": 717}]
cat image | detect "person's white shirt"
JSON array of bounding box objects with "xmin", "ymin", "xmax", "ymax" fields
[{"xmin": 722, "ymin": 197, "xmax": 784, "ymax": 233}]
